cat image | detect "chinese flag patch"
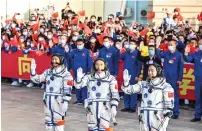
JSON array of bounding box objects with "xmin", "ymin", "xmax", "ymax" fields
[
  {"xmin": 67, "ymin": 81, "xmax": 73, "ymax": 86},
  {"xmin": 168, "ymin": 92, "xmax": 174, "ymax": 98},
  {"xmin": 115, "ymin": 84, "xmax": 118, "ymax": 90}
]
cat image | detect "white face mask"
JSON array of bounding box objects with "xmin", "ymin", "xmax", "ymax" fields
[
  {"xmin": 124, "ymin": 44, "xmax": 129, "ymax": 49},
  {"xmin": 91, "ymin": 19, "xmax": 96, "ymax": 22},
  {"xmin": 168, "ymin": 45, "xmax": 175, "ymax": 52},
  {"xmin": 47, "ymin": 35, "xmax": 52, "ymax": 39},
  {"xmin": 27, "ymin": 42, "xmax": 30, "ymax": 45},
  {"xmin": 40, "ymin": 28, "xmax": 44, "ymax": 33},
  {"xmin": 77, "ymin": 45, "xmax": 84, "ymax": 50},
  {"xmin": 72, "ymin": 36, "xmax": 78, "ymax": 41},
  {"xmin": 31, "ymin": 43, "xmax": 35, "ymax": 47},
  {"xmin": 2, "ymin": 36, "xmax": 5, "ymax": 40},
  {"xmin": 20, "ymin": 39, "xmax": 24, "ymax": 43},
  {"xmin": 95, "ymin": 29, "xmax": 101, "ymax": 34},
  {"xmin": 44, "ymin": 32, "xmax": 48, "ymax": 36},
  {"xmin": 115, "ymin": 44, "xmax": 121, "ymax": 49},
  {"xmin": 104, "ymin": 42, "xmax": 110, "ymax": 48},
  {"xmin": 199, "ymin": 45, "xmax": 202, "ymax": 51},
  {"xmin": 129, "ymin": 45, "xmax": 136, "ymax": 51},
  {"xmin": 61, "ymin": 40, "xmax": 66, "ymax": 45},
  {"xmin": 90, "ymin": 39, "xmax": 96, "ymax": 43},
  {"xmin": 23, "ymin": 32, "xmax": 28, "ymax": 36},
  {"xmin": 38, "ymin": 37, "xmax": 43, "ymax": 41}
]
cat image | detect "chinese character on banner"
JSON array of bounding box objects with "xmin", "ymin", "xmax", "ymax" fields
[
  {"xmin": 18, "ymin": 55, "xmax": 33, "ymax": 75},
  {"xmin": 179, "ymin": 63, "xmax": 195, "ymax": 100}
]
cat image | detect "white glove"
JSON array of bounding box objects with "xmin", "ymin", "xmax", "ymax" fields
[
  {"xmin": 77, "ymin": 67, "xmax": 85, "ymax": 82},
  {"xmin": 111, "ymin": 106, "xmax": 117, "ymax": 118},
  {"xmin": 62, "ymin": 102, "xmax": 68, "ymax": 113},
  {"xmin": 123, "ymin": 69, "xmax": 131, "ymax": 86},
  {"xmin": 31, "ymin": 59, "xmax": 36, "ymax": 75}
]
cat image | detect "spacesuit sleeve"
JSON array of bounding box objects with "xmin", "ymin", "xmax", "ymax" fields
[
  {"xmin": 121, "ymin": 81, "xmax": 142, "ymax": 94},
  {"xmin": 62, "ymin": 70, "xmax": 74, "ymax": 102},
  {"xmin": 109, "ymin": 76, "xmax": 120, "ymax": 108},
  {"xmin": 163, "ymin": 83, "xmax": 174, "ymax": 110},
  {"xmin": 30, "ymin": 69, "xmax": 48, "ymax": 83},
  {"xmin": 74, "ymin": 75, "xmax": 89, "ymax": 89}
]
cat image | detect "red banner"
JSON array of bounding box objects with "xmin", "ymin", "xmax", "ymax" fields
[{"xmin": 1, "ymin": 51, "xmax": 196, "ymax": 100}]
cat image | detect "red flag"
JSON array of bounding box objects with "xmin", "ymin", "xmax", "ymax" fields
[
  {"xmin": 128, "ymin": 30, "xmax": 135, "ymax": 37},
  {"xmin": 52, "ymin": 36, "xmax": 59, "ymax": 44},
  {"xmin": 31, "ymin": 24, "xmax": 39, "ymax": 31},
  {"xmin": 78, "ymin": 10, "xmax": 85, "ymax": 16},
  {"xmin": 139, "ymin": 29, "xmax": 149, "ymax": 37},
  {"xmin": 9, "ymin": 36, "xmax": 18, "ymax": 46},
  {"xmin": 36, "ymin": 50, "xmax": 44, "ymax": 56},
  {"xmin": 32, "ymin": 33, "xmax": 38, "ymax": 40},
  {"xmin": 71, "ymin": 17, "xmax": 79, "ymax": 25},
  {"xmin": 52, "ymin": 12, "xmax": 59, "ymax": 18},
  {"xmin": 168, "ymin": 92, "xmax": 174, "ymax": 98},
  {"xmin": 147, "ymin": 12, "xmax": 155, "ymax": 19},
  {"xmin": 197, "ymin": 15, "xmax": 201, "ymax": 21},
  {"xmin": 79, "ymin": 23, "xmax": 85, "ymax": 29},
  {"xmin": 84, "ymin": 25, "xmax": 92, "ymax": 35}
]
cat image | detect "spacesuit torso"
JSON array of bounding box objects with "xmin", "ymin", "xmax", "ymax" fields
[
  {"xmin": 74, "ymin": 71, "xmax": 120, "ymax": 131},
  {"xmin": 122, "ymin": 77, "xmax": 174, "ymax": 131}
]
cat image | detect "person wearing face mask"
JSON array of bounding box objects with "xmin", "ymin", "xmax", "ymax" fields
[
  {"xmin": 98, "ymin": 36, "xmax": 119, "ymax": 77},
  {"xmin": 74, "ymin": 58, "xmax": 120, "ymax": 131},
  {"xmin": 87, "ymin": 15, "xmax": 97, "ymax": 29},
  {"xmin": 184, "ymin": 39, "xmax": 202, "ymax": 122},
  {"xmin": 22, "ymin": 28, "xmax": 28, "ymax": 39},
  {"xmin": 30, "ymin": 54, "xmax": 73, "ymax": 131},
  {"xmin": 49, "ymin": 34, "xmax": 72, "ymax": 71},
  {"xmin": 122, "ymin": 64, "xmax": 174, "ymax": 131},
  {"xmin": 85, "ymin": 36, "xmax": 103, "ymax": 59},
  {"xmin": 39, "ymin": 27, "xmax": 45, "ymax": 34},
  {"xmin": 69, "ymin": 32, "xmax": 79, "ymax": 49},
  {"xmin": 156, "ymin": 37, "xmax": 184, "ymax": 119},
  {"xmin": 137, "ymin": 43, "xmax": 162, "ymax": 81},
  {"xmin": 71, "ymin": 39, "xmax": 93, "ymax": 104},
  {"xmin": 120, "ymin": 40, "xmax": 142, "ymax": 113}
]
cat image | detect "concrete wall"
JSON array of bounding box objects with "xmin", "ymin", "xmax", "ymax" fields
[
  {"xmin": 151, "ymin": 0, "xmax": 202, "ymax": 30},
  {"xmin": 0, "ymin": 0, "xmax": 104, "ymax": 20}
]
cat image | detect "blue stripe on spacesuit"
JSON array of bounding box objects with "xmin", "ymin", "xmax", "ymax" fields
[
  {"xmin": 89, "ymin": 80, "xmax": 110, "ymax": 83},
  {"xmin": 53, "ymin": 111, "xmax": 63, "ymax": 117},
  {"xmin": 100, "ymin": 117, "xmax": 110, "ymax": 123},
  {"xmin": 49, "ymin": 96, "xmax": 55, "ymax": 126},
  {"xmin": 96, "ymin": 102, "xmax": 99, "ymax": 127},
  {"xmin": 147, "ymin": 111, "xmax": 151, "ymax": 131}
]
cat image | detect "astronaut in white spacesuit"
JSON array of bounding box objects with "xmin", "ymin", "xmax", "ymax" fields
[
  {"xmin": 30, "ymin": 54, "xmax": 73, "ymax": 131},
  {"xmin": 122, "ymin": 63, "xmax": 174, "ymax": 131},
  {"xmin": 74, "ymin": 58, "xmax": 120, "ymax": 131}
]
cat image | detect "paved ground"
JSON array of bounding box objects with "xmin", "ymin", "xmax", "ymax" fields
[{"xmin": 1, "ymin": 83, "xmax": 202, "ymax": 131}]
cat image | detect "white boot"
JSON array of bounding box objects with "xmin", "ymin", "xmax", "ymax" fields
[
  {"xmin": 56, "ymin": 125, "xmax": 64, "ymax": 131},
  {"xmin": 11, "ymin": 81, "xmax": 17, "ymax": 86},
  {"xmin": 27, "ymin": 82, "xmax": 34, "ymax": 88},
  {"xmin": 41, "ymin": 84, "xmax": 45, "ymax": 89}
]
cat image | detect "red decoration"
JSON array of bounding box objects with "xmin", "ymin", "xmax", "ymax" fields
[
  {"xmin": 52, "ymin": 12, "xmax": 59, "ymax": 18},
  {"xmin": 78, "ymin": 10, "xmax": 85, "ymax": 16},
  {"xmin": 147, "ymin": 12, "xmax": 155, "ymax": 19}
]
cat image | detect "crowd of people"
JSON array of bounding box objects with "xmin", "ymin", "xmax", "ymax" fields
[{"xmin": 1, "ymin": 2, "xmax": 202, "ymax": 123}]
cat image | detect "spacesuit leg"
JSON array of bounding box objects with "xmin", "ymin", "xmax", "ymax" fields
[
  {"xmin": 100, "ymin": 102, "xmax": 111, "ymax": 131},
  {"xmin": 87, "ymin": 103, "xmax": 98, "ymax": 131},
  {"xmin": 52, "ymin": 96, "xmax": 66, "ymax": 131},
  {"xmin": 45, "ymin": 96, "xmax": 55, "ymax": 131}
]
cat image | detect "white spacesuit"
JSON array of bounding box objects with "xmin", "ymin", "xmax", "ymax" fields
[
  {"xmin": 74, "ymin": 58, "xmax": 120, "ymax": 131},
  {"xmin": 30, "ymin": 54, "xmax": 73, "ymax": 131},
  {"xmin": 122, "ymin": 64, "xmax": 174, "ymax": 131}
]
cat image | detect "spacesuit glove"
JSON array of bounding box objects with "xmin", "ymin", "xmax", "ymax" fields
[
  {"xmin": 31, "ymin": 59, "xmax": 36, "ymax": 75},
  {"xmin": 111, "ymin": 106, "xmax": 117, "ymax": 118},
  {"xmin": 163, "ymin": 110, "xmax": 173, "ymax": 118},
  {"xmin": 62, "ymin": 102, "xmax": 68, "ymax": 113},
  {"xmin": 123, "ymin": 69, "xmax": 131, "ymax": 86},
  {"xmin": 77, "ymin": 67, "xmax": 85, "ymax": 82}
]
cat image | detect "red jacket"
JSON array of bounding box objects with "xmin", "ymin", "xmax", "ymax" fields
[{"xmin": 173, "ymin": 8, "xmax": 184, "ymax": 21}]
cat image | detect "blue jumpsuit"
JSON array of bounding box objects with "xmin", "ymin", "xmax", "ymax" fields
[
  {"xmin": 156, "ymin": 49, "xmax": 184, "ymax": 116},
  {"xmin": 71, "ymin": 48, "xmax": 93, "ymax": 103},
  {"xmin": 184, "ymin": 50, "xmax": 202, "ymax": 119},
  {"xmin": 98, "ymin": 46, "xmax": 119, "ymax": 76},
  {"xmin": 120, "ymin": 49, "xmax": 142, "ymax": 110}
]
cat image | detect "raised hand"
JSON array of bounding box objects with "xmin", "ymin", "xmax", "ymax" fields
[
  {"xmin": 123, "ymin": 69, "xmax": 131, "ymax": 85},
  {"xmin": 184, "ymin": 45, "xmax": 190, "ymax": 55},
  {"xmin": 31, "ymin": 59, "xmax": 37, "ymax": 75},
  {"xmin": 77, "ymin": 67, "xmax": 85, "ymax": 82}
]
